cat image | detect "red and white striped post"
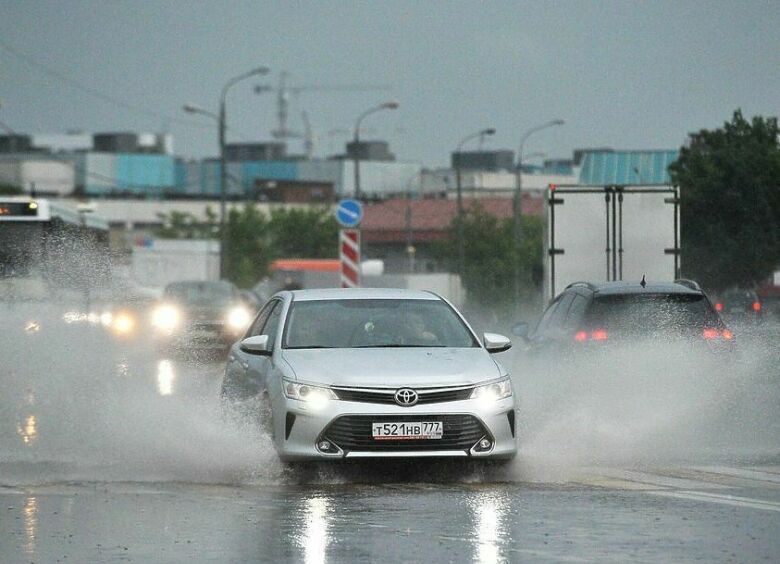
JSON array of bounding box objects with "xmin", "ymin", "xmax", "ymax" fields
[{"xmin": 340, "ymin": 229, "xmax": 361, "ymax": 288}]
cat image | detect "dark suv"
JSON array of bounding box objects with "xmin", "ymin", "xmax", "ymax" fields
[{"xmin": 515, "ymin": 279, "xmax": 733, "ymax": 353}]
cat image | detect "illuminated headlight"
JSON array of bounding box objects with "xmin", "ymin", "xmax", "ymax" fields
[
  {"xmin": 470, "ymin": 377, "xmax": 512, "ymax": 404},
  {"xmin": 152, "ymin": 304, "xmax": 179, "ymax": 331},
  {"xmin": 112, "ymin": 312, "xmax": 135, "ymax": 335},
  {"xmin": 99, "ymin": 311, "xmax": 113, "ymax": 327},
  {"xmin": 283, "ymin": 380, "xmax": 337, "ymax": 410},
  {"xmin": 227, "ymin": 306, "xmax": 251, "ymax": 330}
]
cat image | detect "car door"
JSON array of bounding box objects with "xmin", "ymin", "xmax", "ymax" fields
[
  {"xmin": 223, "ymin": 299, "xmax": 277, "ymax": 399},
  {"xmin": 529, "ymin": 293, "xmax": 575, "ymax": 354}
]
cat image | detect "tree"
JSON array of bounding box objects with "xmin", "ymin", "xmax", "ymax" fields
[
  {"xmin": 154, "ymin": 208, "xmax": 217, "ymax": 239},
  {"xmin": 443, "ymin": 206, "xmax": 543, "ymax": 316},
  {"xmin": 669, "ymin": 110, "xmax": 780, "ymax": 291},
  {"xmin": 154, "ymin": 204, "xmax": 339, "ymax": 288},
  {"xmin": 268, "ymin": 207, "xmax": 338, "ymax": 259},
  {"xmin": 224, "ymin": 204, "xmax": 272, "ymax": 289}
]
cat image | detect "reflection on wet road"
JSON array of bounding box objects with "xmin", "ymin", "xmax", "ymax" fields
[{"xmin": 1, "ymin": 303, "xmax": 779, "ymax": 562}]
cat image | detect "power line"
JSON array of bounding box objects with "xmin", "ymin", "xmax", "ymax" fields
[{"xmin": 0, "ymin": 38, "xmax": 212, "ymax": 130}]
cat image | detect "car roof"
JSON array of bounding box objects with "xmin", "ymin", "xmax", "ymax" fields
[
  {"xmin": 576, "ymin": 281, "xmax": 702, "ymax": 296},
  {"xmin": 287, "ymin": 287, "xmax": 441, "ymax": 302}
]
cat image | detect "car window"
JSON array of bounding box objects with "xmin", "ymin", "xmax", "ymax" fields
[
  {"xmin": 247, "ymin": 300, "xmax": 277, "ymax": 338},
  {"xmin": 549, "ymin": 293, "xmax": 575, "ymax": 332},
  {"xmin": 565, "ymin": 294, "xmax": 589, "ymax": 330},
  {"xmin": 283, "ymin": 299, "xmax": 478, "ymax": 349},
  {"xmin": 585, "ymin": 293, "xmax": 720, "ymax": 335},
  {"xmin": 533, "ymin": 297, "xmax": 562, "ymax": 337},
  {"xmin": 262, "ymin": 301, "xmax": 283, "ymax": 348}
]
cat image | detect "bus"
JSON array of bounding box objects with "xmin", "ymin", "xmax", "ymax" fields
[{"xmin": 0, "ymin": 197, "xmax": 111, "ymax": 301}]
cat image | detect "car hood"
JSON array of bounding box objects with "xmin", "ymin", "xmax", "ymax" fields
[{"xmin": 279, "ymin": 347, "xmax": 503, "ymax": 388}]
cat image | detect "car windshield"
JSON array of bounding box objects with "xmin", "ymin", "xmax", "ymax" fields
[
  {"xmin": 164, "ymin": 281, "xmax": 235, "ymax": 307},
  {"xmin": 585, "ymin": 293, "xmax": 720, "ymax": 334},
  {"xmin": 284, "ymin": 299, "xmax": 478, "ymax": 349}
]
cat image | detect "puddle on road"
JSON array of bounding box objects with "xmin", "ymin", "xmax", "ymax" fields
[{"xmin": 0, "ymin": 303, "xmax": 778, "ymax": 489}]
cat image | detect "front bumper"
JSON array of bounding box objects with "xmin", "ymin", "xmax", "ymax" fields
[{"xmin": 274, "ymin": 394, "xmax": 517, "ymax": 461}]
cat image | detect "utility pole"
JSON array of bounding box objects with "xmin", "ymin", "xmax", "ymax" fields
[
  {"xmin": 512, "ymin": 119, "xmax": 564, "ymax": 301},
  {"xmin": 454, "ymin": 128, "xmax": 495, "ymax": 276},
  {"xmin": 352, "ymin": 102, "xmax": 398, "ymax": 200},
  {"xmin": 184, "ymin": 66, "xmax": 269, "ymax": 280}
]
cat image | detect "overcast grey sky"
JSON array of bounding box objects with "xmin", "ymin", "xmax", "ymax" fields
[{"xmin": 1, "ymin": 1, "xmax": 778, "ymax": 166}]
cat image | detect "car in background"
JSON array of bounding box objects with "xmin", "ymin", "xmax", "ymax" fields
[
  {"xmin": 513, "ymin": 279, "xmax": 734, "ymax": 354},
  {"xmin": 151, "ymin": 280, "xmax": 253, "ymax": 349},
  {"xmin": 713, "ymin": 288, "xmax": 763, "ymax": 325},
  {"xmin": 221, "ymin": 288, "xmax": 516, "ymax": 463}
]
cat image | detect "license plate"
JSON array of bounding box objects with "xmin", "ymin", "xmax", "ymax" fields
[{"xmin": 371, "ymin": 421, "xmax": 443, "ymax": 440}]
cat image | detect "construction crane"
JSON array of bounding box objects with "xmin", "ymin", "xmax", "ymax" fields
[{"xmin": 254, "ymin": 71, "xmax": 392, "ymax": 155}]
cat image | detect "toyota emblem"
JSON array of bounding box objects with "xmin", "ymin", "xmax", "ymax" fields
[{"xmin": 394, "ymin": 388, "xmax": 418, "ymax": 406}]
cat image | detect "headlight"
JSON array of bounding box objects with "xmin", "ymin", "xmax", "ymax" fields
[
  {"xmin": 112, "ymin": 311, "xmax": 135, "ymax": 336},
  {"xmin": 227, "ymin": 306, "xmax": 251, "ymax": 330},
  {"xmin": 283, "ymin": 380, "xmax": 337, "ymax": 410},
  {"xmin": 152, "ymin": 304, "xmax": 179, "ymax": 331},
  {"xmin": 470, "ymin": 377, "xmax": 512, "ymax": 404}
]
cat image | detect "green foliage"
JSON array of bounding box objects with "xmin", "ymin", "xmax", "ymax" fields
[
  {"xmin": 154, "ymin": 207, "xmax": 218, "ymax": 239},
  {"xmin": 268, "ymin": 207, "xmax": 338, "ymax": 259},
  {"xmin": 669, "ymin": 110, "xmax": 780, "ymax": 291},
  {"xmin": 156, "ymin": 205, "xmax": 338, "ymax": 288},
  {"xmin": 0, "ymin": 183, "xmax": 23, "ymax": 195},
  {"xmin": 224, "ymin": 204, "xmax": 272, "ymax": 289},
  {"xmin": 444, "ymin": 206, "xmax": 543, "ymax": 313}
]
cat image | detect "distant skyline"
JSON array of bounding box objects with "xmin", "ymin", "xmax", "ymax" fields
[{"xmin": 1, "ymin": 1, "xmax": 778, "ymax": 167}]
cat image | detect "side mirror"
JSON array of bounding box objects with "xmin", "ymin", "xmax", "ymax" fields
[
  {"xmin": 511, "ymin": 322, "xmax": 529, "ymax": 338},
  {"xmin": 483, "ymin": 332, "xmax": 512, "ymax": 353},
  {"xmin": 240, "ymin": 334, "xmax": 271, "ymax": 356}
]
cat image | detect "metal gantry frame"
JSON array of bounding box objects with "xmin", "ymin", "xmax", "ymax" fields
[{"xmin": 546, "ymin": 183, "xmax": 680, "ymax": 299}]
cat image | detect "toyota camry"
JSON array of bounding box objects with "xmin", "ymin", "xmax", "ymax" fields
[{"xmin": 221, "ymin": 288, "xmax": 517, "ymax": 462}]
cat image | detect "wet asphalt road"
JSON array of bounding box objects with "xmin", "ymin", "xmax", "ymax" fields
[{"xmin": 1, "ymin": 304, "xmax": 779, "ymax": 563}]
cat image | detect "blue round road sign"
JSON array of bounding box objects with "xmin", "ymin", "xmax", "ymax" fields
[{"xmin": 335, "ymin": 199, "xmax": 363, "ymax": 228}]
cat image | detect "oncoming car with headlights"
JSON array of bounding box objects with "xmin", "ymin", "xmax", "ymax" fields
[
  {"xmin": 151, "ymin": 280, "xmax": 253, "ymax": 349},
  {"xmin": 221, "ymin": 288, "xmax": 517, "ymax": 462}
]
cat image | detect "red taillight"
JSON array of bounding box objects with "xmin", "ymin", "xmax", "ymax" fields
[
  {"xmin": 715, "ymin": 302, "xmax": 723, "ymax": 312},
  {"xmin": 752, "ymin": 302, "xmax": 761, "ymax": 312},
  {"xmin": 574, "ymin": 329, "xmax": 608, "ymax": 342},
  {"xmin": 591, "ymin": 329, "xmax": 609, "ymax": 341},
  {"xmin": 702, "ymin": 328, "xmax": 720, "ymax": 340},
  {"xmin": 703, "ymin": 328, "xmax": 733, "ymax": 340}
]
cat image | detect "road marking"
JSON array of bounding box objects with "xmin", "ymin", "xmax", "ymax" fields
[
  {"xmin": 650, "ymin": 489, "xmax": 780, "ymax": 512},
  {"xmin": 693, "ymin": 466, "xmax": 780, "ymax": 485},
  {"xmin": 594, "ymin": 469, "xmax": 730, "ymax": 490}
]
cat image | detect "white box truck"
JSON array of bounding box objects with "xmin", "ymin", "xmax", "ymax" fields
[{"xmin": 544, "ymin": 184, "xmax": 680, "ymax": 300}]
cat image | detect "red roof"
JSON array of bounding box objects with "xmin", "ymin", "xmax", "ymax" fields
[{"xmin": 361, "ymin": 196, "xmax": 543, "ymax": 243}]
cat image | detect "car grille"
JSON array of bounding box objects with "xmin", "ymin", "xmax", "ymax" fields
[
  {"xmin": 321, "ymin": 414, "xmax": 487, "ymax": 452},
  {"xmin": 333, "ymin": 387, "xmax": 473, "ymax": 405}
]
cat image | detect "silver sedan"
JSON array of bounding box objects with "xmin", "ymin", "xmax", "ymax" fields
[{"xmin": 222, "ymin": 288, "xmax": 517, "ymax": 462}]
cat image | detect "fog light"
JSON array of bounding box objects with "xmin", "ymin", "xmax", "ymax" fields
[
  {"xmin": 479, "ymin": 438, "xmax": 491, "ymax": 450},
  {"xmin": 318, "ymin": 440, "xmax": 332, "ymax": 452}
]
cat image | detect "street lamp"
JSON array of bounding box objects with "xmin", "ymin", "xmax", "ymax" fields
[
  {"xmin": 353, "ymin": 101, "xmax": 398, "ymax": 201},
  {"xmin": 512, "ymin": 119, "xmax": 564, "ymax": 300},
  {"xmin": 183, "ymin": 65, "xmax": 270, "ymax": 280},
  {"xmin": 454, "ymin": 128, "xmax": 496, "ymax": 276}
]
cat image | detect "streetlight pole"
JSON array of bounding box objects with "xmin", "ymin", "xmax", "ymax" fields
[
  {"xmin": 454, "ymin": 128, "xmax": 495, "ymax": 276},
  {"xmin": 512, "ymin": 119, "xmax": 564, "ymax": 301},
  {"xmin": 185, "ymin": 66, "xmax": 269, "ymax": 280},
  {"xmin": 352, "ymin": 101, "xmax": 398, "ymax": 201}
]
